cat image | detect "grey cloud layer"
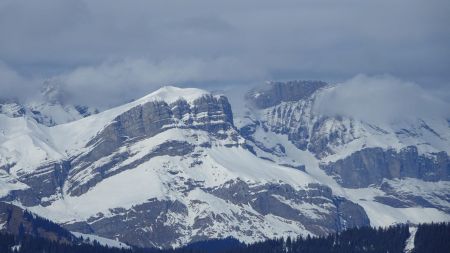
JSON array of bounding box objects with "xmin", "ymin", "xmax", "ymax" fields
[
  {"xmin": 0, "ymin": 0, "xmax": 449, "ymax": 107},
  {"xmin": 54, "ymin": 58, "xmax": 266, "ymax": 108},
  {"xmin": 314, "ymin": 75, "xmax": 450, "ymax": 125}
]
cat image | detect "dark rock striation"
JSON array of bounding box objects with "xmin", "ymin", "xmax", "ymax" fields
[
  {"xmin": 63, "ymin": 180, "xmax": 369, "ymax": 248},
  {"xmin": 321, "ymin": 146, "xmax": 450, "ymax": 188},
  {"xmin": 247, "ymin": 80, "xmax": 327, "ymax": 109}
]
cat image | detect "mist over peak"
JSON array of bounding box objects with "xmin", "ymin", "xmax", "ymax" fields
[
  {"xmin": 1, "ymin": 0, "xmax": 449, "ymax": 108},
  {"xmin": 313, "ymin": 75, "xmax": 450, "ymax": 126}
]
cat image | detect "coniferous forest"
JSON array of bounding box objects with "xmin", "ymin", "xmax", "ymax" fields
[{"xmin": 0, "ymin": 222, "xmax": 449, "ymax": 253}]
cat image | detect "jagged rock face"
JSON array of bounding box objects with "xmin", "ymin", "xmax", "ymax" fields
[
  {"xmin": 66, "ymin": 94, "xmax": 234, "ymax": 196},
  {"xmin": 245, "ymin": 82, "xmax": 361, "ymax": 158},
  {"xmin": 374, "ymin": 179, "xmax": 450, "ymax": 213},
  {"xmin": 241, "ymin": 81, "xmax": 450, "ymax": 226},
  {"xmin": 208, "ymin": 181, "xmax": 369, "ymax": 234},
  {"xmin": 67, "ymin": 140, "xmax": 196, "ymax": 197},
  {"xmin": 0, "ymin": 101, "xmax": 95, "ymax": 127},
  {"xmin": 0, "ymin": 88, "xmax": 371, "ymax": 248},
  {"xmin": 65, "ymin": 199, "xmax": 189, "ymax": 248},
  {"xmin": 29, "ymin": 104, "xmax": 96, "ymax": 127},
  {"xmin": 0, "ymin": 102, "xmax": 26, "ymax": 118},
  {"xmin": 63, "ymin": 180, "xmax": 369, "ymax": 248},
  {"xmin": 1, "ymin": 85, "xmax": 449, "ymax": 248},
  {"xmin": 4, "ymin": 162, "xmax": 70, "ymax": 207},
  {"xmin": 244, "ymin": 80, "xmax": 450, "ymax": 159},
  {"xmin": 3, "ymin": 93, "xmax": 234, "ymax": 204},
  {"xmin": 247, "ymin": 80, "xmax": 327, "ymax": 109},
  {"xmin": 333, "ymin": 197, "xmax": 370, "ymax": 230},
  {"xmin": 86, "ymin": 95, "xmax": 233, "ymax": 161},
  {"xmin": 0, "ymin": 202, "xmax": 75, "ymax": 244},
  {"xmin": 321, "ymin": 146, "xmax": 450, "ymax": 188},
  {"xmin": 0, "ymin": 82, "xmax": 96, "ymax": 127},
  {"xmin": 257, "ymin": 101, "xmax": 358, "ymax": 157}
]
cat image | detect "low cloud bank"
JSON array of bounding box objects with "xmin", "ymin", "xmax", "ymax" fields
[
  {"xmin": 0, "ymin": 58, "xmax": 265, "ymax": 108},
  {"xmin": 314, "ymin": 75, "xmax": 450, "ymax": 126}
]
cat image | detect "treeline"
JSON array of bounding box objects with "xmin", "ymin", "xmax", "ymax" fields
[
  {"xmin": 21, "ymin": 210, "xmax": 75, "ymax": 241},
  {"xmin": 227, "ymin": 224, "xmax": 410, "ymax": 253},
  {"xmin": 0, "ymin": 232, "xmax": 206, "ymax": 253},
  {"xmin": 0, "ymin": 222, "xmax": 449, "ymax": 253},
  {"xmin": 0, "ymin": 232, "xmax": 131, "ymax": 253},
  {"xmin": 413, "ymin": 222, "xmax": 450, "ymax": 253},
  {"xmin": 229, "ymin": 223, "xmax": 450, "ymax": 253}
]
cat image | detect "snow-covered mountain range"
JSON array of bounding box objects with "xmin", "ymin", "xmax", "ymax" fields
[
  {"xmin": 0, "ymin": 82, "xmax": 97, "ymax": 127},
  {"xmin": 1, "ymin": 82, "xmax": 449, "ymax": 248}
]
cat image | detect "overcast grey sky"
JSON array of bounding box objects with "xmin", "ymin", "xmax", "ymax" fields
[{"xmin": 0, "ymin": 0, "xmax": 449, "ymax": 108}]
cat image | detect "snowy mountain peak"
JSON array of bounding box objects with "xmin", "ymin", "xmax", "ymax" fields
[
  {"xmin": 0, "ymin": 102, "xmax": 26, "ymax": 118},
  {"xmin": 40, "ymin": 80, "xmax": 66, "ymax": 105},
  {"xmin": 0, "ymin": 83, "xmax": 449, "ymax": 248},
  {"xmin": 0, "ymin": 81, "xmax": 98, "ymax": 127},
  {"xmin": 141, "ymin": 86, "xmax": 210, "ymax": 105}
]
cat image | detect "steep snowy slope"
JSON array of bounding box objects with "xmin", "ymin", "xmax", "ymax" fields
[
  {"xmin": 27, "ymin": 102, "xmax": 97, "ymax": 126},
  {"xmin": 0, "ymin": 83, "xmax": 449, "ymax": 248},
  {"xmin": 240, "ymin": 80, "xmax": 450, "ymax": 228},
  {"xmin": 244, "ymin": 81, "xmax": 450, "ymax": 159},
  {"xmin": 0, "ymin": 114, "xmax": 63, "ymax": 174},
  {"xmin": 0, "ymin": 87, "xmax": 210, "ymax": 174},
  {"xmin": 1, "ymin": 86, "xmax": 370, "ymax": 248}
]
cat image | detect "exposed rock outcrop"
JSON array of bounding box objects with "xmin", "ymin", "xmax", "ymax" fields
[
  {"xmin": 322, "ymin": 146, "xmax": 450, "ymax": 188},
  {"xmin": 0, "ymin": 202, "xmax": 75, "ymax": 244},
  {"xmin": 63, "ymin": 180, "xmax": 369, "ymax": 248},
  {"xmin": 247, "ymin": 80, "xmax": 327, "ymax": 109}
]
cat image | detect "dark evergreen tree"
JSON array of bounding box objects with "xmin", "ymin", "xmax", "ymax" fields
[
  {"xmin": 0, "ymin": 222, "xmax": 448, "ymax": 253},
  {"xmin": 413, "ymin": 222, "xmax": 450, "ymax": 253}
]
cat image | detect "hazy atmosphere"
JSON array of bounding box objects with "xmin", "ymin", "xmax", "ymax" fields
[
  {"xmin": 0, "ymin": 0, "xmax": 449, "ymax": 110},
  {"xmin": 1, "ymin": 1, "xmax": 450, "ymax": 252}
]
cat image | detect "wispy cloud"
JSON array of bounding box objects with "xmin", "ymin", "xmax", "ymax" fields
[
  {"xmin": 0, "ymin": 62, "xmax": 41, "ymax": 102},
  {"xmin": 52, "ymin": 58, "xmax": 266, "ymax": 108},
  {"xmin": 0, "ymin": 0, "xmax": 449, "ymax": 107},
  {"xmin": 314, "ymin": 75, "xmax": 450, "ymax": 125}
]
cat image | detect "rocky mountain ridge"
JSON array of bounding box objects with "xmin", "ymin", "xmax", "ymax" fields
[{"xmin": 0, "ymin": 83, "xmax": 449, "ymax": 248}]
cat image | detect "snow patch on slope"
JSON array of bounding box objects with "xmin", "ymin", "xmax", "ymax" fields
[
  {"xmin": 0, "ymin": 87, "xmax": 211, "ymax": 173},
  {"xmin": 147, "ymin": 86, "xmax": 209, "ymax": 104},
  {"xmin": 72, "ymin": 232, "xmax": 131, "ymax": 249},
  {"xmin": 236, "ymin": 126, "xmax": 450, "ymax": 227},
  {"xmin": 25, "ymin": 124, "xmax": 321, "ymax": 227},
  {"xmin": 0, "ymin": 114, "xmax": 64, "ymax": 174},
  {"xmin": 50, "ymin": 86, "xmax": 210, "ymax": 153},
  {"xmin": 208, "ymin": 145, "xmax": 316, "ymax": 188},
  {"xmin": 404, "ymin": 226, "xmax": 417, "ymax": 253},
  {"xmin": 28, "ymin": 102, "xmax": 95, "ymax": 126},
  {"xmin": 0, "ymin": 170, "xmax": 29, "ymax": 198}
]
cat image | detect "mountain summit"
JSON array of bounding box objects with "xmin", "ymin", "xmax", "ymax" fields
[{"xmin": 1, "ymin": 83, "xmax": 449, "ymax": 248}]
